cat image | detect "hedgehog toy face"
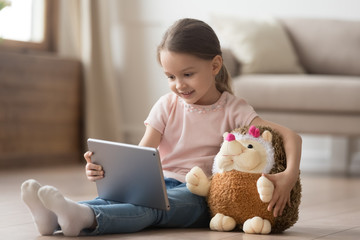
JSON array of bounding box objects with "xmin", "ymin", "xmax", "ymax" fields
[{"xmin": 213, "ymin": 126, "xmax": 275, "ymax": 174}]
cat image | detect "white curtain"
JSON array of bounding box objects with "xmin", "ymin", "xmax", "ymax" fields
[{"xmin": 57, "ymin": 0, "xmax": 123, "ymax": 142}]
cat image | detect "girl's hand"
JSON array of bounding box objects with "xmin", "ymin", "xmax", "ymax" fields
[
  {"xmin": 263, "ymin": 171, "xmax": 297, "ymax": 217},
  {"xmin": 84, "ymin": 151, "xmax": 104, "ymax": 182}
]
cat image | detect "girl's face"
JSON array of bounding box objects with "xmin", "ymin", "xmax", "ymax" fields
[{"xmin": 160, "ymin": 50, "xmax": 222, "ymax": 105}]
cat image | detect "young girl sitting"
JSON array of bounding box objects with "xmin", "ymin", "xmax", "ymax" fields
[{"xmin": 21, "ymin": 18, "xmax": 302, "ymax": 237}]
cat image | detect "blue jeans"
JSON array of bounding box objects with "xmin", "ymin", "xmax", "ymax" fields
[{"xmin": 80, "ymin": 178, "xmax": 210, "ymax": 235}]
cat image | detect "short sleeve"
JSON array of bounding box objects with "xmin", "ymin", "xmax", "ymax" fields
[
  {"xmin": 144, "ymin": 93, "xmax": 173, "ymax": 135},
  {"xmin": 226, "ymin": 93, "xmax": 258, "ymax": 128},
  {"xmin": 240, "ymin": 102, "xmax": 258, "ymax": 126}
]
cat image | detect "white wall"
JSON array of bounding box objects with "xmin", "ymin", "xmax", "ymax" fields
[{"xmin": 114, "ymin": 0, "xmax": 360, "ymax": 173}]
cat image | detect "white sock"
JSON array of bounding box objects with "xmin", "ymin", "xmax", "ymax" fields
[
  {"xmin": 21, "ymin": 179, "xmax": 58, "ymax": 235},
  {"xmin": 37, "ymin": 185, "xmax": 95, "ymax": 237}
]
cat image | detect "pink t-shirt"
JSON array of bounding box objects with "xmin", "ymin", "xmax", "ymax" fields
[{"xmin": 144, "ymin": 91, "xmax": 257, "ymax": 182}]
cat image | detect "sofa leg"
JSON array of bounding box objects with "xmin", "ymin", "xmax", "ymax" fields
[
  {"xmin": 345, "ymin": 137, "xmax": 359, "ymax": 176},
  {"xmin": 329, "ymin": 136, "xmax": 351, "ymax": 175},
  {"xmin": 329, "ymin": 136, "xmax": 359, "ymax": 176}
]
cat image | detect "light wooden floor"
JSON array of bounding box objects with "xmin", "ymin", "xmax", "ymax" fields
[{"xmin": 1, "ymin": 164, "xmax": 359, "ymax": 240}]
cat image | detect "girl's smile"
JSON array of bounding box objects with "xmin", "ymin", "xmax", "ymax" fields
[
  {"xmin": 179, "ymin": 90, "xmax": 195, "ymax": 99},
  {"xmin": 160, "ymin": 50, "xmax": 222, "ymax": 105}
]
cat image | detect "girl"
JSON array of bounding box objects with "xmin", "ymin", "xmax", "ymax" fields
[{"xmin": 21, "ymin": 18, "xmax": 301, "ymax": 237}]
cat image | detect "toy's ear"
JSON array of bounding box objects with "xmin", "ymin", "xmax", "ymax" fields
[
  {"xmin": 262, "ymin": 130, "xmax": 272, "ymax": 143},
  {"xmin": 223, "ymin": 132, "xmax": 229, "ymax": 139}
]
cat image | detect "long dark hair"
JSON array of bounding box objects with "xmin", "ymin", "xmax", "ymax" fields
[{"xmin": 157, "ymin": 18, "xmax": 233, "ymax": 94}]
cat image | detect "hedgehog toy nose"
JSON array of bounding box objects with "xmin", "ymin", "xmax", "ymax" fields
[{"xmin": 225, "ymin": 133, "xmax": 235, "ymax": 142}]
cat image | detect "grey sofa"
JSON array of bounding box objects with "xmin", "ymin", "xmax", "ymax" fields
[{"xmin": 222, "ymin": 18, "xmax": 360, "ymax": 173}]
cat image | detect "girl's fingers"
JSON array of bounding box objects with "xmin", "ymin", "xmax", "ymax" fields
[
  {"xmin": 276, "ymin": 198, "xmax": 286, "ymax": 217},
  {"xmin": 84, "ymin": 151, "xmax": 104, "ymax": 182},
  {"xmin": 87, "ymin": 175, "xmax": 104, "ymax": 182},
  {"xmin": 84, "ymin": 151, "xmax": 93, "ymax": 163},
  {"xmin": 267, "ymin": 189, "xmax": 278, "ymax": 212},
  {"xmin": 86, "ymin": 162, "xmax": 102, "ymax": 171},
  {"xmin": 267, "ymin": 190, "xmax": 285, "ymax": 217},
  {"xmin": 271, "ymin": 200, "xmax": 281, "ymax": 217},
  {"xmin": 272, "ymin": 195, "xmax": 289, "ymax": 217},
  {"xmin": 86, "ymin": 169, "xmax": 104, "ymax": 177},
  {"xmin": 86, "ymin": 170, "xmax": 104, "ymax": 182}
]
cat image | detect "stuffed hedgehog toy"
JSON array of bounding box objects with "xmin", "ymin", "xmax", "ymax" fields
[{"xmin": 186, "ymin": 125, "xmax": 301, "ymax": 234}]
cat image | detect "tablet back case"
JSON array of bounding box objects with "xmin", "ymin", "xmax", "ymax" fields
[{"xmin": 87, "ymin": 138, "xmax": 170, "ymax": 211}]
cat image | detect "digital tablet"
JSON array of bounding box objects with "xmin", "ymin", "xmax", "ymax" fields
[{"xmin": 87, "ymin": 138, "xmax": 170, "ymax": 211}]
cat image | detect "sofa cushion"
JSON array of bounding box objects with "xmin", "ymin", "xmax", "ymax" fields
[
  {"xmin": 280, "ymin": 18, "xmax": 360, "ymax": 76},
  {"xmin": 212, "ymin": 16, "xmax": 304, "ymax": 74},
  {"xmin": 233, "ymin": 74, "xmax": 360, "ymax": 113}
]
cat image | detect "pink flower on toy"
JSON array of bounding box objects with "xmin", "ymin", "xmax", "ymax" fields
[
  {"xmin": 225, "ymin": 133, "xmax": 235, "ymax": 142},
  {"xmin": 249, "ymin": 125, "xmax": 260, "ymax": 138}
]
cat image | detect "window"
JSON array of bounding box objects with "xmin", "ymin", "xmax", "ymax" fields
[{"xmin": 0, "ymin": 0, "xmax": 58, "ymax": 52}]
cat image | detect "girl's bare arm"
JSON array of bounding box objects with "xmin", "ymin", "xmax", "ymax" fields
[{"xmin": 139, "ymin": 125, "xmax": 162, "ymax": 148}]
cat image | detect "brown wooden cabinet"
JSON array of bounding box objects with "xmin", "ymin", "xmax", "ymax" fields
[{"xmin": 0, "ymin": 52, "xmax": 83, "ymax": 168}]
